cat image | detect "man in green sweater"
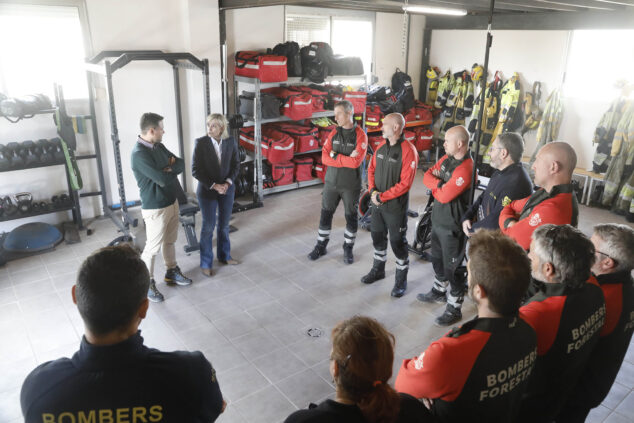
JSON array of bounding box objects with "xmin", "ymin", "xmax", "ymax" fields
[{"xmin": 131, "ymin": 113, "xmax": 192, "ymax": 302}]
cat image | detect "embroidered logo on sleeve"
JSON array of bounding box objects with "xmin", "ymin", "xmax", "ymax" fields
[
  {"xmin": 414, "ymin": 352, "xmax": 426, "ymax": 370},
  {"xmin": 502, "ymin": 195, "xmax": 512, "ymax": 206},
  {"xmin": 456, "ymin": 176, "xmax": 465, "ymax": 186},
  {"xmin": 411, "ymin": 161, "xmax": 416, "ymax": 169},
  {"xmin": 362, "ymin": 142, "xmax": 367, "ymax": 149},
  {"xmin": 529, "ymin": 213, "xmax": 542, "ymax": 227}
]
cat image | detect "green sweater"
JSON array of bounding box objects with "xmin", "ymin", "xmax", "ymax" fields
[{"xmin": 131, "ymin": 141, "xmax": 184, "ymax": 209}]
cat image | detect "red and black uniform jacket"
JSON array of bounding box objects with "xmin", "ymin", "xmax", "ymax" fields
[
  {"xmin": 499, "ymin": 183, "xmax": 579, "ymax": 250},
  {"xmin": 569, "ymin": 271, "xmax": 634, "ymax": 408},
  {"xmin": 518, "ymin": 281, "xmax": 606, "ymax": 422},
  {"xmin": 423, "ymin": 154, "xmax": 474, "ymax": 229},
  {"xmin": 395, "ymin": 316, "xmax": 537, "ymax": 423},
  {"xmin": 367, "ymin": 135, "xmax": 418, "ymax": 214},
  {"xmin": 321, "ymin": 124, "xmax": 367, "ymax": 191}
]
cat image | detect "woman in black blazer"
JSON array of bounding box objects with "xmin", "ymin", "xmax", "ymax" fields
[{"xmin": 192, "ymin": 113, "xmax": 241, "ymax": 276}]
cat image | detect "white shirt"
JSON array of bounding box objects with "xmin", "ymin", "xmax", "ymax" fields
[{"xmin": 209, "ymin": 137, "xmax": 232, "ymax": 188}]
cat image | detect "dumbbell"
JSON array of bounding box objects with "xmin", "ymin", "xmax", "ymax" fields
[
  {"xmin": 5, "ymin": 142, "xmax": 25, "ymax": 168},
  {"xmin": 48, "ymin": 137, "xmax": 65, "ymax": 161},
  {"xmin": 0, "ymin": 144, "xmax": 10, "ymax": 171},
  {"xmin": 2, "ymin": 196, "xmax": 17, "ymax": 216},
  {"xmin": 238, "ymin": 146, "xmax": 247, "ymax": 162},
  {"xmin": 31, "ymin": 202, "xmax": 41, "ymax": 213},
  {"xmin": 39, "ymin": 201, "xmax": 49, "ymax": 211},
  {"xmin": 15, "ymin": 192, "xmax": 33, "ymax": 214},
  {"xmin": 36, "ymin": 139, "xmax": 53, "ymax": 164},
  {"xmin": 21, "ymin": 141, "xmax": 39, "ymax": 166}
]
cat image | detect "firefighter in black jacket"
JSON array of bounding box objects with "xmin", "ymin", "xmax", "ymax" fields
[
  {"xmin": 418, "ymin": 125, "xmax": 474, "ymax": 326},
  {"xmin": 557, "ymin": 223, "xmax": 634, "ymax": 422},
  {"xmin": 363, "ymin": 113, "xmax": 418, "ymax": 297},
  {"xmin": 461, "ymin": 132, "xmax": 532, "ymax": 235},
  {"xmin": 308, "ymin": 100, "xmax": 368, "ymax": 264}
]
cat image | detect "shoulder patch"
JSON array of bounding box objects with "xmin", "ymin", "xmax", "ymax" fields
[
  {"xmin": 456, "ymin": 176, "xmax": 465, "ymax": 186},
  {"xmin": 362, "ymin": 142, "xmax": 367, "ymax": 149},
  {"xmin": 529, "ymin": 213, "xmax": 542, "ymax": 227},
  {"xmin": 411, "ymin": 161, "xmax": 416, "ymax": 169},
  {"xmin": 414, "ymin": 352, "xmax": 425, "ymax": 370},
  {"xmin": 502, "ymin": 195, "xmax": 512, "ymax": 206}
]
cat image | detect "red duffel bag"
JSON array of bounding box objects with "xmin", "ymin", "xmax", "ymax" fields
[
  {"xmin": 263, "ymin": 87, "xmax": 313, "ymax": 120},
  {"xmin": 365, "ymin": 104, "xmax": 383, "ymax": 130},
  {"xmin": 235, "ymin": 51, "xmax": 287, "ymax": 82},
  {"xmin": 262, "ymin": 127, "xmax": 295, "ymax": 163},
  {"xmin": 343, "ymin": 91, "xmax": 367, "ymax": 114},
  {"xmin": 293, "ymin": 157, "xmax": 314, "ymax": 182},
  {"xmin": 239, "ymin": 127, "xmax": 270, "ymax": 160},
  {"xmin": 272, "ymin": 123, "xmax": 320, "ymax": 153},
  {"xmin": 317, "ymin": 125, "xmax": 336, "ymax": 147},
  {"xmin": 416, "ymin": 128, "xmax": 434, "ymax": 151},
  {"xmin": 414, "ymin": 101, "xmax": 433, "ymax": 122},
  {"xmin": 290, "ymin": 86, "xmax": 329, "ymax": 112},
  {"xmin": 312, "ymin": 154, "xmax": 327, "ymax": 182},
  {"xmin": 271, "ymin": 161, "xmax": 294, "ymax": 186},
  {"xmin": 404, "ymin": 108, "xmax": 418, "ymax": 122},
  {"xmin": 404, "ymin": 130, "xmax": 417, "ymax": 146},
  {"xmin": 368, "ymin": 133, "xmax": 384, "ymax": 153}
]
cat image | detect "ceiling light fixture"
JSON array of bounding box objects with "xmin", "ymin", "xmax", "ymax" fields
[{"xmin": 403, "ymin": 5, "xmax": 468, "ymax": 16}]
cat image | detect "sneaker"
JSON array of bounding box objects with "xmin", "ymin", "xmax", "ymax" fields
[
  {"xmin": 361, "ymin": 268, "xmax": 385, "ymax": 285},
  {"xmin": 165, "ymin": 266, "xmax": 192, "ymax": 286},
  {"xmin": 308, "ymin": 244, "xmax": 327, "ymax": 261},
  {"xmin": 417, "ymin": 288, "xmax": 447, "ymax": 304},
  {"xmin": 434, "ymin": 305, "xmax": 462, "ymax": 327},
  {"xmin": 343, "ymin": 244, "xmax": 353, "ymax": 265},
  {"xmin": 148, "ymin": 279, "xmax": 164, "ymax": 303}
]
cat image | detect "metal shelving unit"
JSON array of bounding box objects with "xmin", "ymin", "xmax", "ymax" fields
[{"xmin": 233, "ymin": 74, "xmax": 367, "ymax": 208}]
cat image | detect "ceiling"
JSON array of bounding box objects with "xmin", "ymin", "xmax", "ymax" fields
[{"xmin": 219, "ymin": 0, "xmax": 634, "ymax": 15}]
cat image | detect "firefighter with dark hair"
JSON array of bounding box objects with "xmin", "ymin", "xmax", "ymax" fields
[
  {"xmin": 362, "ymin": 113, "xmax": 418, "ymax": 298},
  {"xmin": 518, "ymin": 224, "xmax": 606, "ymax": 423},
  {"xmin": 417, "ymin": 125, "xmax": 474, "ymax": 326},
  {"xmin": 395, "ymin": 230, "xmax": 537, "ymax": 422},
  {"xmin": 308, "ymin": 100, "xmax": 368, "ymax": 264},
  {"xmin": 556, "ymin": 223, "xmax": 634, "ymax": 423}
]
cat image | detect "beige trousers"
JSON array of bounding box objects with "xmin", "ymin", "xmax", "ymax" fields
[{"xmin": 141, "ymin": 200, "xmax": 179, "ymax": 277}]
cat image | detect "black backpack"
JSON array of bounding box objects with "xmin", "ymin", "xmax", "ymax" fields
[
  {"xmin": 308, "ymin": 42, "xmax": 334, "ymax": 69},
  {"xmin": 391, "ymin": 68, "xmax": 413, "ymax": 94},
  {"xmin": 301, "ymin": 45, "xmax": 328, "ymax": 83},
  {"xmin": 271, "ymin": 41, "xmax": 302, "ymax": 77}
]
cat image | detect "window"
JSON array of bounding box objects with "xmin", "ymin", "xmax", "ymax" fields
[
  {"xmin": 286, "ymin": 10, "xmax": 374, "ymax": 77},
  {"xmin": 0, "ymin": 3, "xmax": 88, "ymax": 99}
]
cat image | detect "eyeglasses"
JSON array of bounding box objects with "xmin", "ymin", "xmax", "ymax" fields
[{"xmin": 596, "ymin": 250, "xmax": 618, "ymax": 266}]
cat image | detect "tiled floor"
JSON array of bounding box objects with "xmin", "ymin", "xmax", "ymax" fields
[{"xmin": 1, "ymin": 170, "xmax": 633, "ymax": 423}]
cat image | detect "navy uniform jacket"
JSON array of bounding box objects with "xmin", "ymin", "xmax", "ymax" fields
[
  {"xmin": 461, "ymin": 162, "xmax": 532, "ymax": 231},
  {"xmin": 21, "ymin": 332, "xmax": 224, "ymax": 423},
  {"xmin": 192, "ymin": 135, "xmax": 240, "ymax": 201}
]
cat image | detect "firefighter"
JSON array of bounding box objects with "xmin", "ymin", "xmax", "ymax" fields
[
  {"xmin": 307, "ymin": 100, "xmax": 368, "ymax": 264},
  {"xmin": 417, "ymin": 125, "xmax": 474, "ymax": 327},
  {"xmin": 499, "ymin": 141, "xmax": 578, "ymax": 250},
  {"xmin": 362, "ymin": 113, "xmax": 418, "ymax": 298},
  {"xmin": 461, "ymin": 132, "xmax": 532, "ymax": 234}
]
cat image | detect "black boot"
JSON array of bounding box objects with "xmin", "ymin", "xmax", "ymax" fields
[
  {"xmin": 435, "ymin": 304, "xmax": 462, "ymax": 327},
  {"xmin": 391, "ymin": 268, "xmax": 407, "ymax": 298},
  {"xmin": 308, "ymin": 239, "xmax": 329, "ymax": 261},
  {"xmin": 361, "ymin": 260, "xmax": 386, "ymax": 284},
  {"xmin": 343, "ymin": 243, "xmax": 354, "ymax": 264}
]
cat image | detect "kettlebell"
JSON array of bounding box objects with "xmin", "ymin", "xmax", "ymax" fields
[
  {"xmin": 15, "ymin": 192, "xmax": 33, "ymax": 214},
  {"xmin": 2, "ymin": 196, "xmax": 18, "ymax": 216}
]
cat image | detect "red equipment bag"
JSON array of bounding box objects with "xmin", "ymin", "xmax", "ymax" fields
[
  {"xmin": 262, "ymin": 127, "xmax": 295, "ymax": 163},
  {"xmin": 235, "ymin": 51, "xmax": 287, "ymax": 82},
  {"xmin": 365, "ymin": 104, "xmax": 383, "ymax": 130},
  {"xmin": 238, "ymin": 127, "xmax": 270, "ymax": 160},
  {"xmin": 312, "ymin": 154, "xmax": 327, "ymax": 182},
  {"xmin": 404, "ymin": 130, "xmax": 417, "ymax": 146},
  {"xmin": 416, "ymin": 128, "xmax": 434, "ymax": 151},
  {"xmin": 343, "ymin": 91, "xmax": 367, "ymax": 114},
  {"xmin": 290, "ymin": 86, "xmax": 329, "ymax": 112},
  {"xmin": 368, "ymin": 133, "xmax": 385, "ymax": 153},
  {"xmin": 272, "ymin": 123, "xmax": 320, "ymax": 153},
  {"xmin": 271, "ymin": 161, "xmax": 295, "ymax": 186},
  {"xmin": 293, "ymin": 157, "xmax": 314, "ymax": 182},
  {"xmin": 263, "ymin": 87, "xmax": 313, "ymax": 120},
  {"xmin": 414, "ymin": 101, "xmax": 433, "ymax": 123},
  {"xmin": 317, "ymin": 125, "xmax": 336, "ymax": 147},
  {"xmin": 404, "ymin": 109, "xmax": 418, "ymax": 122}
]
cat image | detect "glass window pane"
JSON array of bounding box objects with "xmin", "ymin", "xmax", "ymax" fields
[
  {"xmin": 286, "ymin": 14, "xmax": 330, "ymax": 46},
  {"xmin": 332, "ymin": 18, "xmax": 373, "ymax": 76}
]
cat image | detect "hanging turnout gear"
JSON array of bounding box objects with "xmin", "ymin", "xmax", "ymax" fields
[
  {"xmin": 469, "ymin": 72, "xmax": 503, "ymax": 174},
  {"xmin": 486, "ymin": 72, "xmax": 521, "ymax": 163},
  {"xmin": 434, "ymin": 70, "xmax": 455, "ymax": 111},
  {"xmin": 439, "ymin": 71, "xmax": 474, "ymax": 138},
  {"xmin": 521, "ymin": 82, "xmax": 542, "ymax": 135},
  {"xmin": 592, "ymin": 98, "xmax": 628, "ymax": 173},
  {"xmin": 425, "ymin": 66, "xmax": 440, "ymax": 106},
  {"xmin": 601, "ymin": 102, "xmax": 634, "ymax": 208},
  {"xmin": 528, "ymin": 89, "xmax": 564, "ymax": 167}
]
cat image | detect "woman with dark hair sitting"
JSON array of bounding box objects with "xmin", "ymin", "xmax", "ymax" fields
[{"xmin": 284, "ymin": 316, "xmax": 432, "ymax": 423}]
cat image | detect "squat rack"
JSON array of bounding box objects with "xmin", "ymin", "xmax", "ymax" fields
[{"xmin": 85, "ymin": 50, "xmax": 210, "ymax": 240}]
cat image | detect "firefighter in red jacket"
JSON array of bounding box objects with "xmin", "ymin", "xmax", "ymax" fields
[
  {"xmin": 557, "ymin": 223, "xmax": 634, "ymax": 422},
  {"xmin": 395, "ymin": 230, "xmax": 537, "ymax": 423},
  {"xmin": 519, "ymin": 224, "xmax": 605, "ymax": 423},
  {"xmin": 417, "ymin": 125, "xmax": 474, "ymax": 326},
  {"xmin": 362, "ymin": 113, "xmax": 418, "ymax": 297},
  {"xmin": 499, "ymin": 142, "xmax": 579, "ymax": 250},
  {"xmin": 308, "ymin": 100, "xmax": 368, "ymax": 264}
]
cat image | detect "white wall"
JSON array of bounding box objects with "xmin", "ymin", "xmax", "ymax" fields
[
  {"xmin": 407, "ymin": 14, "xmax": 426, "ymax": 96},
  {"xmin": 428, "ymin": 29, "xmax": 600, "ymax": 170},
  {"xmin": 374, "ymin": 13, "xmax": 407, "ymax": 88},
  {"xmin": 0, "ymin": 0, "xmax": 222, "ymax": 233}
]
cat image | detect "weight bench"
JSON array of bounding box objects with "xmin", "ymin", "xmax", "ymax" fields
[{"xmin": 175, "ymin": 182, "xmax": 200, "ymax": 254}]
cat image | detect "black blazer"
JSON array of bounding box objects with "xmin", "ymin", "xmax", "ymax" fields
[{"xmin": 192, "ymin": 135, "xmax": 240, "ymax": 200}]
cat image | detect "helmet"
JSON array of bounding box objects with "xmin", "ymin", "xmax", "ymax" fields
[
  {"xmin": 358, "ymin": 190, "xmax": 372, "ymax": 217},
  {"xmin": 471, "ymin": 64, "xmax": 484, "ymax": 81},
  {"xmin": 426, "ymin": 66, "xmax": 439, "ymax": 80}
]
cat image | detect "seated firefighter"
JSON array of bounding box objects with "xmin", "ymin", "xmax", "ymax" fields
[
  {"xmin": 20, "ymin": 245, "xmax": 226, "ymax": 423},
  {"xmin": 396, "ymin": 230, "xmax": 537, "ymax": 423}
]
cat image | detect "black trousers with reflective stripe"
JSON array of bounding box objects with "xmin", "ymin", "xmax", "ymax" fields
[
  {"xmin": 431, "ymin": 224, "xmax": 466, "ymax": 296},
  {"xmin": 370, "ymin": 205, "xmax": 408, "ymax": 260}
]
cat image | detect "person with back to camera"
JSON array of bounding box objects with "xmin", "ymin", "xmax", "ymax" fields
[
  {"xmin": 284, "ymin": 315, "xmax": 433, "ymax": 423},
  {"xmin": 192, "ymin": 113, "xmax": 241, "ymax": 277}
]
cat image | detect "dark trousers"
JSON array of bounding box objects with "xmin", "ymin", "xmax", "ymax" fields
[
  {"xmin": 370, "ymin": 206, "xmax": 409, "ymax": 264},
  {"xmin": 431, "ymin": 225, "xmax": 466, "ymax": 300},
  {"xmin": 317, "ymin": 186, "xmax": 360, "ymax": 244},
  {"xmin": 198, "ymin": 184, "xmax": 234, "ymax": 269}
]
